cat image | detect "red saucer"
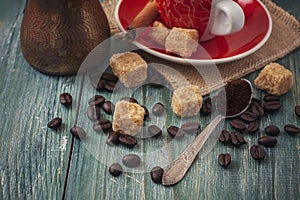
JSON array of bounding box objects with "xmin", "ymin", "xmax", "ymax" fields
[{"xmin": 115, "ymin": 0, "xmax": 272, "ymax": 64}]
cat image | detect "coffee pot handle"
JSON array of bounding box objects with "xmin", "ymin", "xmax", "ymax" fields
[{"xmin": 210, "ymin": 0, "xmax": 245, "ymax": 36}]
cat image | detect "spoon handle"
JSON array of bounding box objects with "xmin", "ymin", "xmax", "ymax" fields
[{"xmin": 162, "ymin": 115, "xmax": 223, "ymax": 186}]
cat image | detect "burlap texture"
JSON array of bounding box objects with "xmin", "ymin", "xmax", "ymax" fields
[{"xmin": 102, "ymin": 0, "xmax": 300, "ymax": 95}]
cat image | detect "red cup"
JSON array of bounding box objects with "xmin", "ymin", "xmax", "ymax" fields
[{"xmin": 156, "ymin": 0, "xmax": 246, "ymax": 41}]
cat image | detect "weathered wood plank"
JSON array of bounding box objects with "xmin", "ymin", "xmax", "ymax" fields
[{"xmin": 0, "ymin": 1, "xmax": 83, "ymax": 198}]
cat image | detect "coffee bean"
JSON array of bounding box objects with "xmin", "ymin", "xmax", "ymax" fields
[
  {"xmin": 201, "ymin": 98, "xmax": 212, "ymax": 115},
  {"xmin": 258, "ymin": 136, "xmax": 277, "ymax": 147},
  {"xmin": 263, "ymin": 101, "xmax": 281, "ymax": 112},
  {"xmin": 119, "ymin": 134, "xmax": 138, "ymax": 148},
  {"xmin": 150, "ymin": 166, "xmax": 164, "ymax": 184},
  {"xmin": 91, "ymin": 77, "xmax": 104, "ymax": 91},
  {"xmin": 148, "ymin": 125, "xmax": 162, "ymax": 137},
  {"xmin": 120, "ymin": 97, "xmax": 138, "ymax": 104},
  {"xmin": 59, "ymin": 93, "xmax": 72, "ymax": 106},
  {"xmin": 247, "ymin": 121, "xmax": 259, "ymax": 134},
  {"xmin": 109, "ymin": 163, "xmax": 122, "ymax": 177},
  {"xmin": 106, "ymin": 131, "xmax": 120, "ymax": 146},
  {"xmin": 88, "ymin": 95, "xmax": 105, "ymax": 106},
  {"xmin": 218, "ymin": 130, "xmax": 231, "ymax": 144},
  {"xmin": 104, "ymin": 81, "xmax": 117, "ymax": 93},
  {"xmin": 230, "ymin": 119, "xmax": 246, "ymax": 131},
  {"xmin": 230, "ymin": 131, "xmax": 246, "ymax": 146},
  {"xmin": 218, "ymin": 153, "xmax": 231, "ymax": 168},
  {"xmin": 152, "ymin": 103, "xmax": 165, "ymax": 116},
  {"xmin": 241, "ymin": 111, "xmax": 257, "ymax": 122},
  {"xmin": 167, "ymin": 126, "xmax": 185, "ymax": 139},
  {"xmin": 295, "ymin": 105, "xmax": 300, "ymax": 117},
  {"xmin": 181, "ymin": 122, "xmax": 200, "ymax": 134},
  {"xmin": 87, "ymin": 105, "xmax": 101, "ymax": 121},
  {"xmin": 251, "ymin": 98, "xmax": 261, "ymax": 106},
  {"xmin": 122, "ymin": 154, "xmax": 141, "ymax": 168},
  {"xmin": 102, "ymin": 101, "xmax": 115, "ymax": 115},
  {"xmin": 284, "ymin": 124, "xmax": 300, "ymax": 135},
  {"xmin": 251, "ymin": 103, "xmax": 264, "ymax": 118},
  {"xmin": 141, "ymin": 105, "xmax": 149, "ymax": 119},
  {"xmin": 265, "ymin": 125, "xmax": 280, "ymax": 136},
  {"xmin": 263, "ymin": 94, "xmax": 280, "ymax": 102},
  {"xmin": 101, "ymin": 72, "xmax": 119, "ymax": 83},
  {"xmin": 93, "ymin": 119, "xmax": 112, "ymax": 132},
  {"xmin": 47, "ymin": 117, "xmax": 62, "ymax": 129},
  {"xmin": 70, "ymin": 126, "xmax": 86, "ymax": 139},
  {"xmin": 250, "ymin": 145, "xmax": 266, "ymax": 161}
]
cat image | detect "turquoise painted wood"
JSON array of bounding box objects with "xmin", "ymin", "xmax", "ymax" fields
[{"xmin": 0, "ymin": 0, "xmax": 299, "ymax": 199}]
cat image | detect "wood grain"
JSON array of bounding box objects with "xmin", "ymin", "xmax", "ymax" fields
[{"xmin": 0, "ymin": 0, "xmax": 299, "ymax": 199}]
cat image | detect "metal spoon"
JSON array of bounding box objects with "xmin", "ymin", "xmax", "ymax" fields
[{"xmin": 162, "ymin": 79, "xmax": 253, "ymax": 186}]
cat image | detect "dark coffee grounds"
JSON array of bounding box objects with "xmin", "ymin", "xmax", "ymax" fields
[{"xmin": 225, "ymin": 80, "xmax": 252, "ymax": 116}]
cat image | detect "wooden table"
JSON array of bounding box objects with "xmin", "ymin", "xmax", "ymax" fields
[{"xmin": 0, "ymin": 0, "xmax": 299, "ymax": 199}]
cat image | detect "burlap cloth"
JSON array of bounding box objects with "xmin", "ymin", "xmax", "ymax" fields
[{"xmin": 102, "ymin": 0, "xmax": 300, "ymax": 95}]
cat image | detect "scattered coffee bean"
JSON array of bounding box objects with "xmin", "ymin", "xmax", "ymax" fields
[
  {"xmin": 230, "ymin": 119, "xmax": 246, "ymax": 131},
  {"xmin": 47, "ymin": 117, "xmax": 62, "ymax": 129},
  {"xmin": 230, "ymin": 131, "xmax": 246, "ymax": 146},
  {"xmin": 122, "ymin": 154, "xmax": 141, "ymax": 168},
  {"xmin": 87, "ymin": 105, "xmax": 101, "ymax": 121},
  {"xmin": 181, "ymin": 122, "xmax": 200, "ymax": 134},
  {"xmin": 150, "ymin": 166, "xmax": 164, "ymax": 184},
  {"xmin": 201, "ymin": 98, "xmax": 212, "ymax": 115},
  {"xmin": 284, "ymin": 124, "xmax": 300, "ymax": 135},
  {"xmin": 247, "ymin": 121, "xmax": 259, "ymax": 134},
  {"xmin": 119, "ymin": 134, "xmax": 138, "ymax": 148},
  {"xmin": 251, "ymin": 98, "xmax": 261, "ymax": 106},
  {"xmin": 102, "ymin": 101, "xmax": 115, "ymax": 115},
  {"xmin": 251, "ymin": 103, "xmax": 264, "ymax": 118},
  {"xmin": 59, "ymin": 93, "xmax": 72, "ymax": 106},
  {"xmin": 88, "ymin": 95, "xmax": 105, "ymax": 106},
  {"xmin": 250, "ymin": 145, "xmax": 266, "ymax": 161},
  {"xmin": 258, "ymin": 136, "xmax": 277, "ymax": 147},
  {"xmin": 120, "ymin": 97, "xmax": 138, "ymax": 104},
  {"xmin": 263, "ymin": 94, "xmax": 280, "ymax": 102},
  {"xmin": 218, "ymin": 130, "xmax": 231, "ymax": 144},
  {"xmin": 218, "ymin": 153, "xmax": 231, "ymax": 168},
  {"xmin": 109, "ymin": 163, "xmax": 122, "ymax": 177},
  {"xmin": 264, "ymin": 125, "xmax": 280, "ymax": 136},
  {"xmin": 148, "ymin": 125, "xmax": 162, "ymax": 137},
  {"xmin": 93, "ymin": 119, "xmax": 112, "ymax": 132},
  {"xmin": 167, "ymin": 126, "xmax": 185, "ymax": 139},
  {"xmin": 142, "ymin": 105, "xmax": 149, "ymax": 119},
  {"xmin": 263, "ymin": 101, "xmax": 281, "ymax": 112},
  {"xmin": 241, "ymin": 111, "xmax": 257, "ymax": 122},
  {"xmin": 106, "ymin": 131, "xmax": 120, "ymax": 146},
  {"xmin": 70, "ymin": 126, "xmax": 86, "ymax": 139},
  {"xmin": 104, "ymin": 81, "xmax": 117, "ymax": 93},
  {"xmin": 152, "ymin": 103, "xmax": 165, "ymax": 116},
  {"xmin": 101, "ymin": 72, "xmax": 119, "ymax": 83},
  {"xmin": 295, "ymin": 105, "xmax": 300, "ymax": 117},
  {"xmin": 91, "ymin": 77, "xmax": 104, "ymax": 91}
]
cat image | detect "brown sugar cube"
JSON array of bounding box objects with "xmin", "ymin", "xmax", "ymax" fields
[
  {"xmin": 149, "ymin": 21, "xmax": 170, "ymax": 46},
  {"xmin": 254, "ymin": 63, "xmax": 294, "ymax": 96},
  {"xmin": 110, "ymin": 52, "xmax": 147, "ymax": 88},
  {"xmin": 112, "ymin": 101, "xmax": 145, "ymax": 136},
  {"xmin": 172, "ymin": 85, "xmax": 203, "ymax": 117},
  {"xmin": 165, "ymin": 27, "xmax": 199, "ymax": 58}
]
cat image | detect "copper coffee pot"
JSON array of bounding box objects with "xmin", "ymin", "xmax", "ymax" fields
[{"xmin": 20, "ymin": 0, "xmax": 110, "ymax": 75}]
